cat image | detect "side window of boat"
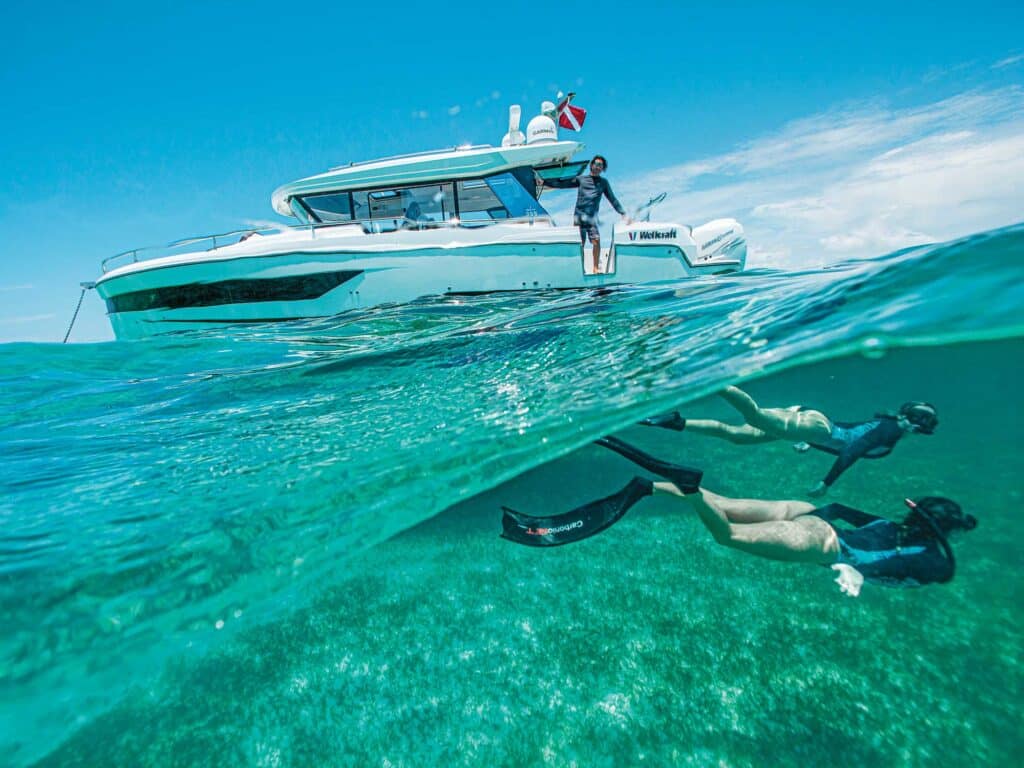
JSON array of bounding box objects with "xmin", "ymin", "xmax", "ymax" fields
[
  {"xmin": 289, "ymin": 198, "xmax": 313, "ymax": 223},
  {"xmin": 486, "ymin": 172, "xmax": 543, "ymax": 219},
  {"xmin": 301, "ymin": 192, "xmax": 354, "ymax": 223},
  {"xmin": 457, "ymin": 178, "xmax": 510, "ymax": 222},
  {"xmin": 400, "ymin": 184, "xmax": 454, "ymax": 226},
  {"xmin": 355, "ymin": 189, "xmax": 403, "ymax": 232},
  {"xmin": 352, "ymin": 184, "xmax": 455, "ymax": 232},
  {"xmin": 457, "ymin": 173, "xmax": 545, "ymax": 223}
]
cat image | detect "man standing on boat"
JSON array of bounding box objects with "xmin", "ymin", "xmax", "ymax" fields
[{"xmin": 538, "ymin": 155, "xmax": 631, "ymax": 274}]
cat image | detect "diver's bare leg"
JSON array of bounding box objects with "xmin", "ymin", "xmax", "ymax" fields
[
  {"xmin": 683, "ymin": 419, "xmax": 778, "ymax": 445},
  {"xmin": 695, "ymin": 488, "xmax": 816, "ymax": 523},
  {"xmin": 681, "ymin": 488, "xmax": 838, "ymax": 564},
  {"xmin": 655, "ymin": 483, "xmax": 813, "ymax": 522},
  {"xmin": 720, "ymin": 386, "xmax": 832, "ymax": 444},
  {"xmin": 592, "ymin": 239, "xmax": 601, "ymax": 274}
]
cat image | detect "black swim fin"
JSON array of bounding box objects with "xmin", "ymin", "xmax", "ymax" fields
[
  {"xmin": 595, "ymin": 435, "xmax": 702, "ymax": 494},
  {"xmin": 501, "ymin": 476, "xmax": 654, "ymax": 547},
  {"xmin": 638, "ymin": 411, "xmax": 687, "ymax": 431}
]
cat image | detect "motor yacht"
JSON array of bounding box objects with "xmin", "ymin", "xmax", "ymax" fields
[{"xmin": 93, "ymin": 105, "xmax": 746, "ymax": 339}]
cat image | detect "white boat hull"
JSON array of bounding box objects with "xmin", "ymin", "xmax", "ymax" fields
[{"xmin": 95, "ymin": 220, "xmax": 745, "ymax": 339}]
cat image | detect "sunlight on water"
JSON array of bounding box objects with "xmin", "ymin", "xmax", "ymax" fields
[{"xmin": 1, "ymin": 224, "xmax": 1022, "ymax": 766}]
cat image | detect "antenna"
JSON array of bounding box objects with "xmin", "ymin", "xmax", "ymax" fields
[{"xmin": 501, "ymin": 105, "xmax": 525, "ymax": 147}]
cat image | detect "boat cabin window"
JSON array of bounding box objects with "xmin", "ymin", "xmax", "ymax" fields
[
  {"xmin": 289, "ymin": 198, "xmax": 313, "ymax": 223},
  {"xmin": 350, "ymin": 183, "xmax": 455, "ymax": 232},
  {"xmin": 457, "ymin": 179, "xmax": 507, "ymax": 222},
  {"xmin": 301, "ymin": 192, "xmax": 354, "ymax": 223},
  {"xmin": 295, "ymin": 171, "xmax": 549, "ymax": 230},
  {"xmin": 457, "ymin": 172, "xmax": 544, "ymax": 222}
]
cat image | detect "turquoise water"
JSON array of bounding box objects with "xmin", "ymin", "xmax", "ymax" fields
[{"xmin": 2, "ymin": 225, "xmax": 1022, "ymax": 766}]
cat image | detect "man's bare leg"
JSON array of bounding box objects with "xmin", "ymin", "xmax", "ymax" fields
[
  {"xmin": 719, "ymin": 386, "xmax": 832, "ymax": 444},
  {"xmin": 592, "ymin": 239, "xmax": 601, "ymax": 274}
]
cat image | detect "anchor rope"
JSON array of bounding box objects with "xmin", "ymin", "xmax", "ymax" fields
[{"xmin": 62, "ymin": 284, "xmax": 94, "ymax": 344}]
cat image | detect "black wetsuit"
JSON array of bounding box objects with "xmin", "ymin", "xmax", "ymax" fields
[
  {"xmin": 808, "ymin": 503, "xmax": 954, "ymax": 586},
  {"xmin": 811, "ymin": 416, "xmax": 904, "ymax": 488},
  {"xmin": 544, "ymin": 173, "xmax": 625, "ymax": 242}
]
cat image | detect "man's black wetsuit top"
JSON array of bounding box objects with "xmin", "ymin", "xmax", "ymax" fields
[
  {"xmin": 811, "ymin": 416, "xmax": 904, "ymax": 488},
  {"xmin": 544, "ymin": 174, "xmax": 626, "ymax": 221},
  {"xmin": 808, "ymin": 503, "xmax": 954, "ymax": 586}
]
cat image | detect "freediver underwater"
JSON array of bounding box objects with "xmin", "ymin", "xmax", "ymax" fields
[
  {"xmin": 500, "ymin": 436, "xmax": 976, "ymax": 597},
  {"xmin": 640, "ymin": 385, "xmax": 939, "ymax": 497}
]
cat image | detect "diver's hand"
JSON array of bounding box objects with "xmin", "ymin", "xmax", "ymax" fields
[
  {"xmin": 832, "ymin": 564, "xmax": 864, "ymax": 597},
  {"xmin": 807, "ymin": 481, "xmax": 828, "ymax": 498}
]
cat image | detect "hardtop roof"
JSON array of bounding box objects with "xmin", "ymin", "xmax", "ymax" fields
[{"xmin": 271, "ymin": 140, "xmax": 584, "ymax": 216}]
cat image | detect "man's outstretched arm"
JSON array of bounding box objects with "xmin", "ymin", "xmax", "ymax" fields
[
  {"xmin": 541, "ymin": 176, "xmax": 580, "ymax": 189},
  {"xmin": 602, "ymin": 180, "xmax": 626, "ymax": 215}
]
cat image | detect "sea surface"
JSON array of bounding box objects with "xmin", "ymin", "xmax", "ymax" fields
[{"xmin": 1, "ymin": 225, "xmax": 1022, "ymax": 767}]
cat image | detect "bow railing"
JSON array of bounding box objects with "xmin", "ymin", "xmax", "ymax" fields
[{"xmin": 99, "ymin": 214, "xmax": 555, "ymax": 273}]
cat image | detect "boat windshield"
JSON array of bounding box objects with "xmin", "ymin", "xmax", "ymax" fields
[{"xmin": 294, "ymin": 170, "xmax": 548, "ymax": 230}]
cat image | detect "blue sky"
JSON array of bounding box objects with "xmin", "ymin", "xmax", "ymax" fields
[{"xmin": 1, "ymin": 0, "xmax": 1021, "ymax": 342}]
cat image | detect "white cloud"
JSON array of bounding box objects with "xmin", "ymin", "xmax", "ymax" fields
[
  {"xmin": 992, "ymin": 53, "xmax": 1023, "ymax": 69},
  {"xmin": 242, "ymin": 218, "xmax": 290, "ymax": 230},
  {"xmin": 0, "ymin": 313, "xmax": 56, "ymax": 325},
  {"xmin": 447, "ymin": 105, "xmax": 461, "ymax": 116},
  {"xmin": 618, "ymin": 86, "xmax": 1024, "ymax": 267}
]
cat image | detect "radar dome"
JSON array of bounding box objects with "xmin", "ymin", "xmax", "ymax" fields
[{"xmin": 526, "ymin": 114, "xmax": 557, "ymax": 144}]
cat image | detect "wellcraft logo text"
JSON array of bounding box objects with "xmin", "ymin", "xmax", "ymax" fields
[{"xmin": 628, "ymin": 229, "xmax": 677, "ymax": 242}]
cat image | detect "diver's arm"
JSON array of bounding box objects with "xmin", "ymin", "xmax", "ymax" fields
[
  {"xmin": 853, "ymin": 547, "xmax": 954, "ymax": 588},
  {"xmin": 812, "ymin": 503, "xmax": 883, "ymax": 527},
  {"xmin": 821, "ymin": 431, "xmax": 876, "ymax": 487}
]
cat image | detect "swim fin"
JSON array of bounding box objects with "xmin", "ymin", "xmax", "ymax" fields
[
  {"xmin": 501, "ymin": 476, "xmax": 654, "ymax": 547},
  {"xmin": 595, "ymin": 435, "xmax": 703, "ymax": 494},
  {"xmin": 638, "ymin": 411, "xmax": 687, "ymax": 431}
]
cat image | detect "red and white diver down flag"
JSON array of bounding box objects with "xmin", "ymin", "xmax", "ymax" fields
[{"xmin": 557, "ymin": 93, "xmax": 587, "ymax": 131}]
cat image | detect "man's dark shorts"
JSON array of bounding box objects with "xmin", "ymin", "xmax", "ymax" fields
[{"xmin": 575, "ymin": 215, "xmax": 600, "ymax": 244}]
